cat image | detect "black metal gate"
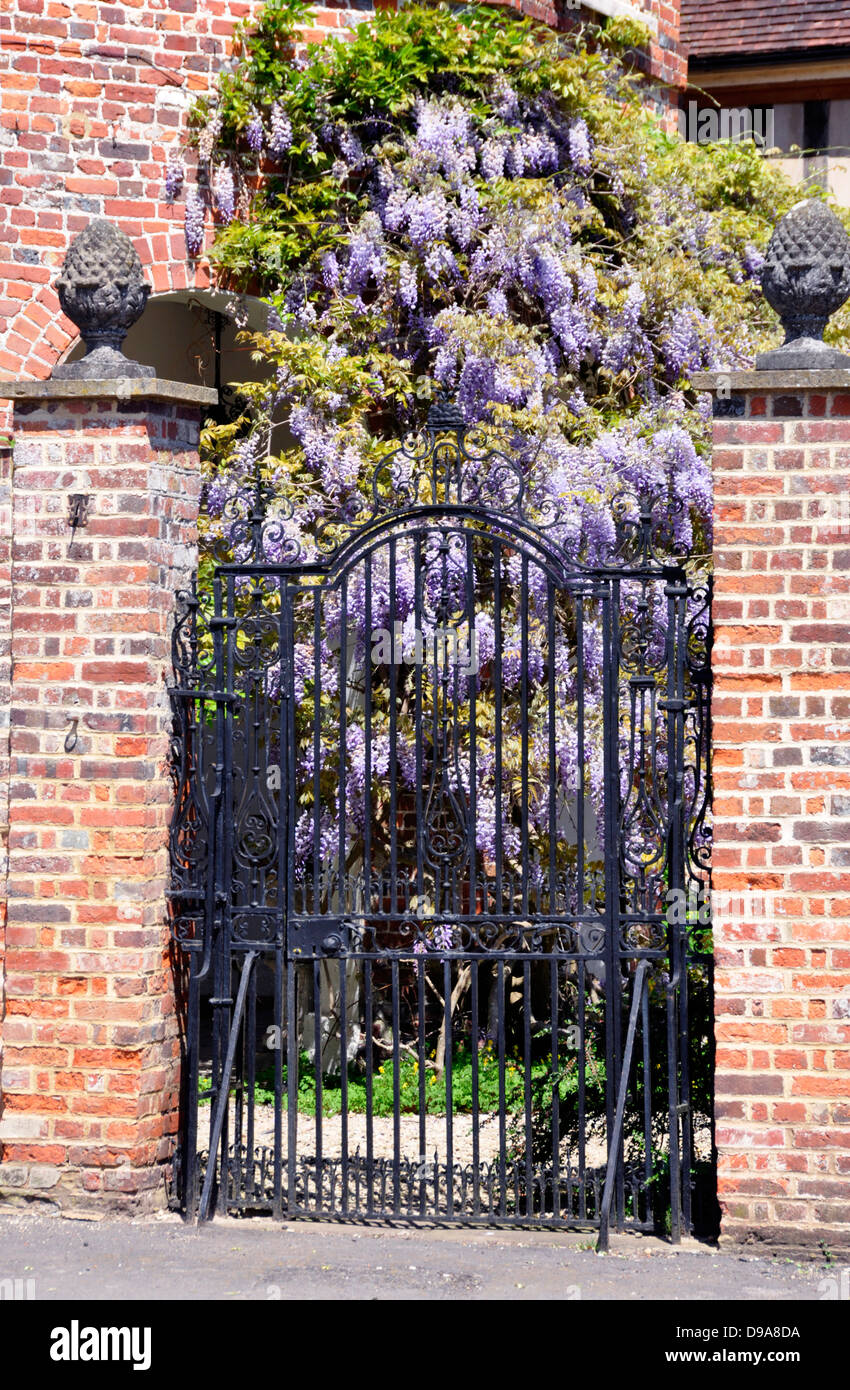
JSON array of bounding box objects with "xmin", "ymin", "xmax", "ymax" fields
[{"xmin": 168, "ymin": 405, "xmax": 712, "ymax": 1246}]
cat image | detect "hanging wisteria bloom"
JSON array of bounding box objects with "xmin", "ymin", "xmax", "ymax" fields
[
  {"xmin": 245, "ymin": 111, "xmax": 264, "ymax": 153},
  {"xmin": 269, "ymin": 102, "xmax": 292, "ymax": 158},
  {"xmin": 567, "ymin": 118, "xmax": 592, "ymax": 175},
  {"xmin": 197, "ymin": 111, "xmax": 222, "ymax": 165},
  {"xmin": 213, "ymin": 164, "xmax": 235, "ymax": 223},
  {"xmin": 397, "ymin": 260, "xmax": 418, "ymax": 310},
  {"xmin": 184, "ymin": 186, "xmax": 205, "ymax": 256},
  {"xmin": 164, "ymin": 155, "xmax": 184, "ymax": 202}
]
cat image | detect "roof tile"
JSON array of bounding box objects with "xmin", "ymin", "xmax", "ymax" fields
[{"xmin": 681, "ymin": 0, "xmax": 850, "ymax": 58}]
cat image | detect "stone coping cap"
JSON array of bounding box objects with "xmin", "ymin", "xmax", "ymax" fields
[
  {"xmin": 0, "ymin": 377, "xmax": 219, "ymax": 406},
  {"xmin": 690, "ymin": 369, "xmax": 850, "ymax": 391}
]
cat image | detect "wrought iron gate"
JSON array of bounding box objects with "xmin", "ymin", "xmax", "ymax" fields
[{"xmin": 168, "ymin": 404, "xmax": 712, "ymax": 1246}]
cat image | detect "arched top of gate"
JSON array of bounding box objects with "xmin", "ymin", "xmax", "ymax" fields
[{"xmin": 213, "ymin": 397, "xmax": 690, "ymax": 580}]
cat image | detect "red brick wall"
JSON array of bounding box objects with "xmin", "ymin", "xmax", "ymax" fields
[
  {"xmin": 704, "ymin": 373, "xmax": 850, "ymax": 1253},
  {"xmin": 0, "ymin": 383, "xmax": 208, "ymax": 1208}
]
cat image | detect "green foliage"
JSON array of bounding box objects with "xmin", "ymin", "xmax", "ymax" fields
[{"xmin": 246, "ymin": 1039, "xmax": 600, "ymax": 1117}]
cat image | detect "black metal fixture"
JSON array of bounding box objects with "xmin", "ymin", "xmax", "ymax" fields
[{"xmin": 68, "ymin": 493, "xmax": 91, "ymax": 531}]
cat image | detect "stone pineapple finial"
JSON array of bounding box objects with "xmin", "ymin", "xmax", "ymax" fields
[
  {"xmin": 51, "ymin": 219, "xmax": 154, "ymax": 380},
  {"xmin": 757, "ymin": 199, "xmax": 850, "ymax": 370}
]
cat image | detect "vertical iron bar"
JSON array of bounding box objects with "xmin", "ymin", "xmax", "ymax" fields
[
  {"xmin": 578, "ymin": 957, "xmax": 587, "ymax": 1220},
  {"xmin": 497, "ymin": 959, "xmax": 506, "ymax": 1216},
  {"xmin": 364, "ymin": 959, "xmax": 374, "ymax": 1216},
  {"xmin": 520, "ymin": 556, "xmax": 529, "ymax": 915},
  {"xmin": 389, "ymin": 539, "xmax": 398, "ymax": 914},
  {"xmin": 339, "ymin": 959, "xmax": 348, "ymax": 1216},
  {"xmin": 414, "ymin": 537, "xmax": 424, "ymax": 915},
  {"xmin": 547, "ymin": 576, "xmax": 556, "ymax": 914},
  {"xmin": 392, "ymin": 957, "xmax": 401, "ymax": 1214},
  {"xmin": 313, "ymin": 958, "xmax": 323, "ymax": 1212},
  {"xmin": 522, "ymin": 960, "xmax": 532, "ymax": 1214},
  {"xmin": 313, "ymin": 591, "xmax": 322, "ymax": 914},
  {"xmin": 466, "ymin": 532, "xmax": 477, "ymax": 917},
  {"xmin": 417, "ymin": 957, "xmax": 427, "ymax": 1216},
  {"xmin": 183, "ymin": 953, "xmax": 201, "ymax": 1220},
  {"xmin": 576, "ymin": 591, "xmax": 586, "ymax": 913},
  {"xmin": 339, "ymin": 576, "xmax": 348, "ymax": 917},
  {"xmin": 493, "ymin": 544, "xmax": 503, "ymax": 914},
  {"xmin": 286, "ymin": 960, "xmax": 297, "ymax": 1215},
  {"xmin": 364, "ymin": 558, "xmax": 373, "ymax": 915},
  {"xmin": 601, "ymin": 579, "xmax": 622, "ymax": 1229},
  {"xmin": 471, "ymin": 959, "xmax": 480, "ymax": 1218},
  {"xmin": 444, "ymin": 957, "xmax": 453, "ymax": 1218},
  {"xmin": 665, "ymin": 569, "xmax": 688, "ymax": 1245},
  {"xmin": 276, "ymin": 577, "xmax": 293, "ymax": 1219},
  {"xmin": 551, "ymin": 957, "xmax": 560, "ymax": 1221}
]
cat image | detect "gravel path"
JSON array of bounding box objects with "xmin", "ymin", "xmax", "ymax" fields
[
  {"xmin": 222, "ymin": 1102, "xmax": 711, "ymax": 1168},
  {"xmin": 244, "ymin": 1106, "xmax": 606, "ymax": 1165}
]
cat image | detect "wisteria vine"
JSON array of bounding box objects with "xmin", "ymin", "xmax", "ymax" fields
[{"xmin": 167, "ymin": 2, "xmax": 845, "ymax": 911}]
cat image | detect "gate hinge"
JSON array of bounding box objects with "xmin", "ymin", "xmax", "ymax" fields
[{"xmin": 169, "ymin": 686, "xmax": 236, "ymax": 706}]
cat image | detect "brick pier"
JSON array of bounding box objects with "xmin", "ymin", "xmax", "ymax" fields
[
  {"xmin": 694, "ymin": 369, "xmax": 850, "ymax": 1254},
  {"xmin": 0, "ymin": 377, "xmax": 213, "ymax": 1209}
]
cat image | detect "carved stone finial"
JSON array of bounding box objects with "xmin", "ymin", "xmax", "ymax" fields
[
  {"xmin": 51, "ymin": 219, "xmax": 154, "ymax": 380},
  {"xmin": 756, "ymin": 199, "xmax": 850, "ymax": 370}
]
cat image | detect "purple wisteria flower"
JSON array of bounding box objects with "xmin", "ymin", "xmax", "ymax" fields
[
  {"xmin": 269, "ymin": 102, "xmax": 292, "ymax": 159},
  {"xmin": 742, "ymin": 243, "xmax": 765, "ymax": 280},
  {"xmin": 406, "ymin": 190, "xmax": 448, "ymax": 249},
  {"xmin": 245, "ymin": 112, "xmax": 264, "ymax": 153},
  {"xmin": 397, "ymin": 260, "xmax": 418, "ymax": 310},
  {"xmin": 197, "ymin": 111, "xmax": 222, "ymax": 165},
  {"xmin": 321, "ymin": 252, "xmax": 340, "ymax": 289},
  {"xmin": 213, "ymin": 165, "xmax": 235, "ymax": 223},
  {"xmin": 344, "ymin": 213, "xmax": 386, "ymax": 293},
  {"xmin": 164, "ymin": 155, "xmax": 184, "ymax": 202},
  {"xmin": 432, "ymin": 924, "xmax": 454, "ymax": 951},
  {"xmin": 184, "ymin": 187, "xmax": 205, "ymax": 255},
  {"xmin": 480, "ymin": 139, "xmax": 506, "ymax": 182},
  {"xmin": 567, "ymin": 118, "xmax": 592, "ymax": 175}
]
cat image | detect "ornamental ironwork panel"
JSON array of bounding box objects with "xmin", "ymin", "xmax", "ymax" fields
[{"xmin": 167, "ymin": 410, "xmax": 713, "ymax": 1244}]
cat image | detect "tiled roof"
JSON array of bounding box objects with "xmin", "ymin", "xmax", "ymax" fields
[{"xmin": 681, "ymin": 1, "xmax": 850, "ymax": 60}]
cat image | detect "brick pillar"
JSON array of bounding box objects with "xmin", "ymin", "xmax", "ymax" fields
[
  {"xmin": 693, "ymin": 368, "xmax": 850, "ymax": 1255},
  {"xmin": 0, "ymin": 377, "xmax": 215, "ymax": 1210}
]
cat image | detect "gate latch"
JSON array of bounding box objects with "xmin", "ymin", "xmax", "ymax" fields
[{"xmin": 288, "ymin": 917, "xmax": 352, "ymax": 959}]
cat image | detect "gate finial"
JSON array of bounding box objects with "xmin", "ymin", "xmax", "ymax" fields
[
  {"xmin": 757, "ymin": 199, "xmax": 850, "ymax": 369},
  {"xmin": 426, "ymin": 392, "xmax": 465, "ymax": 434},
  {"xmin": 51, "ymin": 219, "xmax": 155, "ymax": 380}
]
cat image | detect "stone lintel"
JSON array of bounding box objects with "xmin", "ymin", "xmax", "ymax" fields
[
  {"xmin": 691, "ymin": 369, "xmax": 850, "ymax": 392},
  {"xmin": 0, "ymin": 377, "xmax": 218, "ymax": 407}
]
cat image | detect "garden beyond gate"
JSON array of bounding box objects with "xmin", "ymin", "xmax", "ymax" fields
[{"xmin": 168, "ymin": 402, "xmax": 712, "ymax": 1247}]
